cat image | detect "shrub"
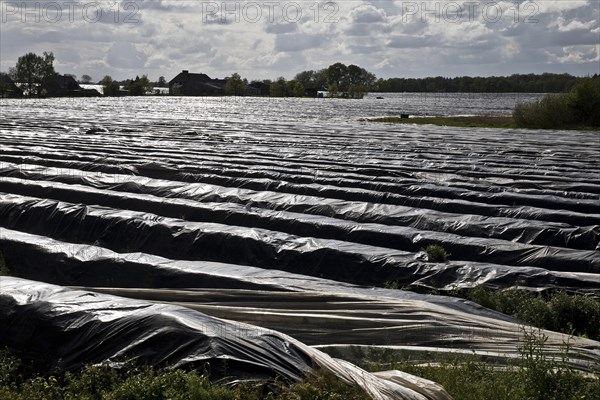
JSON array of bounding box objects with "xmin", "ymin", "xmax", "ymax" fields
[
  {"xmin": 465, "ymin": 287, "xmax": 600, "ymax": 341},
  {"xmin": 548, "ymin": 291, "xmax": 600, "ymax": 340},
  {"xmin": 513, "ymin": 78, "xmax": 600, "ymax": 129},
  {"xmin": 567, "ymin": 78, "xmax": 600, "ymax": 126},
  {"xmin": 0, "ymin": 352, "xmax": 370, "ymax": 400},
  {"xmin": 513, "ymin": 94, "xmax": 574, "ymax": 129},
  {"xmin": 0, "ymin": 350, "xmax": 20, "ymax": 390}
]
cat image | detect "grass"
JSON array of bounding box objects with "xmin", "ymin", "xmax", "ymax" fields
[
  {"xmin": 369, "ymin": 115, "xmax": 600, "ymax": 131},
  {"xmin": 0, "ymin": 351, "xmax": 370, "ymax": 400},
  {"xmin": 369, "ymin": 115, "xmax": 516, "ymax": 129}
]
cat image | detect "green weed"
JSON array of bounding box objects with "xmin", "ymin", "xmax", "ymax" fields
[{"xmin": 422, "ymin": 244, "xmax": 450, "ymax": 263}]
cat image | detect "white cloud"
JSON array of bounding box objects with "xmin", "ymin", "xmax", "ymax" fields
[
  {"xmin": 555, "ymin": 16, "xmax": 597, "ymax": 32},
  {"xmin": 548, "ymin": 45, "xmax": 600, "ymax": 64},
  {"xmin": 0, "ymin": 0, "xmax": 598, "ymax": 80},
  {"xmin": 107, "ymin": 42, "xmax": 148, "ymax": 69},
  {"xmin": 536, "ymin": 0, "xmax": 591, "ymax": 14},
  {"xmin": 348, "ymin": 4, "xmax": 387, "ymax": 23}
]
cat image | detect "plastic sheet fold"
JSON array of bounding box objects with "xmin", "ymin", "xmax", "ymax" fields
[
  {"xmin": 1, "ymin": 97, "xmax": 600, "ymax": 399},
  {"xmin": 0, "ymin": 277, "xmax": 455, "ymax": 400}
]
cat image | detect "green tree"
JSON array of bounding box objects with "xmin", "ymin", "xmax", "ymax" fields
[
  {"xmin": 313, "ymin": 69, "xmax": 328, "ymax": 90},
  {"xmin": 287, "ymin": 80, "xmax": 305, "ymax": 97},
  {"xmin": 225, "ymin": 73, "xmax": 246, "ymax": 96},
  {"xmin": 348, "ymin": 83, "xmax": 368, "ymax": 99},
  {"xmin": 80, "ymin": 74, "xmax": 92, "ymax": 84},
  {"xmin": 157, "ymin": 76, "xmax": 167, "ymax": 87},
  {"xmin": 127, "ymin": 75, "xmax": 152, "ymax": 96},
  {"xmin": 270, "ymin": 76, "xmax": 287, "ymax": 97},
  {"xmin": 0, "ymin": 73, "xmax": 19, "ymax": 98},
  {"xmin": 294, "ymin": 69, "xmax": 328, "ymax": 90},
  {"xmin": 327, "ymin": 83, "xmax": 340, "ymax": 98},
  {"xmin": 347, "ymin": 64, "xmax": 363, "ymax": 86},
  {"xmin": 294, "ymin": 70, "xmax": 315, "ymax": 89},
  {"xmin": 326, "ymin": 62, "xmax": 349, "ymax": 91},
  {"xmin": 11, "ymin": 51, "xmax": 56, "ymax": 96},
  {"xmin": 100, "ymin": 75, "xmax": 120, "ymax": 97}
]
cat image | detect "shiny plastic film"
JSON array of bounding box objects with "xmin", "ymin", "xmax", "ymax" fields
[{"xmin": 1, "ymin": 97, "xmax": 600, "ymax": 398}]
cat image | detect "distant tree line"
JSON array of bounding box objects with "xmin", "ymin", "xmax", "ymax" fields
[
  {"xmin": 3, "ymin": 51, "xmax": 596, "ymax": 98},
  {"xmin": 373, "ymin": 74, "xmax": 590, "ymax": 93}
]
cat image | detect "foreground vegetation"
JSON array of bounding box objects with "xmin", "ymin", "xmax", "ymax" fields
[
  {"xmin": 2, "ymin": 327, "xmax": 598, "ymax": 400},
  {"xmin": 405, "ymin": 285, "xmax": 600, "ymax": 342},
  {"xmin": 361, "ymin": 329, "xmax": 600, "ymax": 400},
  {"xmin": 422, "ymin": 244, "xmax": 451, "ymax": 262},
  {"xmin": 465, "ymin": 286, "xmax": 600, "ymax": 341},
  {"xmin": 0, "ymin": 350, "xmax": 370, "ymax": 400}
]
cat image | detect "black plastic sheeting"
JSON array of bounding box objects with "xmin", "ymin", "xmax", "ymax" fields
[
  {"xmin": 0, "ymin": 228, "xmax": 523, "ymax": 322},
  {"xmin": 1, "ymin": 98, "xmax": 600, "ymax": 397},
  {"xmin": 0, "ymin": 277, "xmax": 312, "ymax": 380},
  {"xmin": 1, "ymin": 231, "xmax": 598, "ymax": 375},
  {"xmin": 0, "ymin": 277, "xmax": 455, "ymax": 400},
  {"xmin": 0, "ymin": 193, "xmax": 598, "ymax": 292},
  {"xmin": 2, "ymin": 162, "xmax": 600, "ymax": 239},
  {"xmin": 1, "ymin": 172, "xmax": 599, "ymax": 252}
]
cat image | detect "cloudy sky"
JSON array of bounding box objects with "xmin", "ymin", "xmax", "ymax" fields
[{"xmin": 1, "ymin": 0, "xmax": 598, "ymax": 82}]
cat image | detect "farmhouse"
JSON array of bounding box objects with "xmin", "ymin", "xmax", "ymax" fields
[
  {"xmin": 41, "ymin": 75, "xmax": 101, "ymax": 97},
  {"xmin": 169, "ymin": 70, "xmax": 265, "ymax": 96},
  {"xmin": 169, "ymin": 70, "xmax": 226, "ymax": 96}
]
